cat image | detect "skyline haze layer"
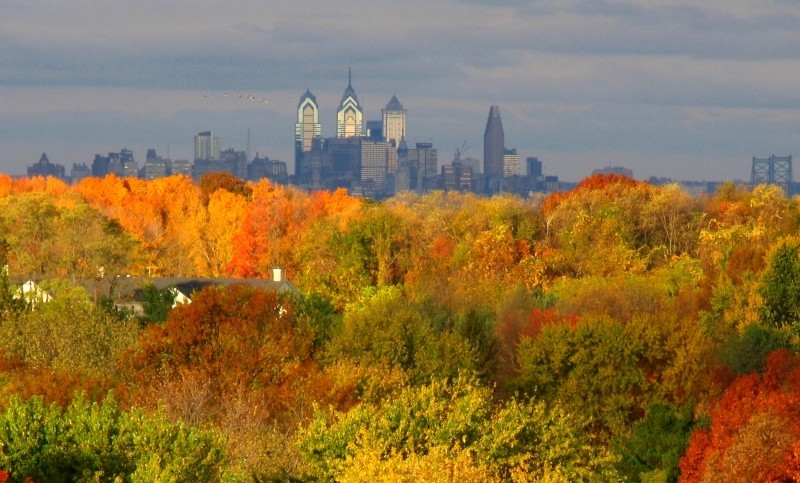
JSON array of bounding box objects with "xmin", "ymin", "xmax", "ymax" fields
[{"xmin": 2, "ymin": 0, "xmax": 799, "ymax": 182}]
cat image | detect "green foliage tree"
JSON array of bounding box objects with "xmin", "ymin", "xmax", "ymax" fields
[
  {"xmin": 758, "ymin": 241, "xmax": 800, "ymax": 330},
  {"xmin": 0, "ymin": 286, "xmax": 139, "ymax": 377},
  {"xmin": 719, "ymin": 323, "xmax": 794, "ymax": 375},
  {"xmin": 0, "ymin": 192, "xmax": 59, "ymax": 278},
  {"xmin": 513, "ymin": 316, "xmax": 658, "ymax": 438},
  {"xmin": 615, "ymin": 402, "xmax": 698, "ymax": 482},
  {"xmin": 0, "ymin": 394, "xmax": 231, "ymax": 482},
  {"xmin": 138, "ymin": 283, "xmax": 175, "ymax": 325},
  {"xmin": 326, "ymin": 286, "xmax": 476, "ymax": 385},
  {"xmin": 298, "ymin": 376, "xmax": 617, "ymax": 482}
]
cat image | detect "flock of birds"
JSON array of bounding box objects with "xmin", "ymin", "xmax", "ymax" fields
[{"xmin": 203, "ymin": 92, "xmax": 294, "ymax": 104}]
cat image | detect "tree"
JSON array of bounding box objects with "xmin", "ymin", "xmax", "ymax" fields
[
  {"xmin": 514, "ymin": 316, "xmax": 660, "ymax": 439},
  {"xmin": 0, "ymin": 192, "xmax": 59, "ymax": 278},
  {"xmin": 198, "ymin": 172, "xmax": 251, "ymax": 205},
  {"xmin": 298, "ymin": 376, "xmax": 617, "ymax": 482},
  {"xmin": 138, "ymin": 283, "xmax": 176, "ymax": 325},
  {"xmin": 679, "ymin": 350, "xmax": 800, "ymax": 481},
  {"xmin": 758, "ymin": 241, "xmax": 800, "ymax": 330},
  {"xmin": 0, "ymin": 394, "xmax": 230, "ymax": 482},
  {"xmin": 615, "ymin": 402, "xmax": 698, "ymax": 482},
  {"xmin": 125, "ymin": 284, "xmax": 328, "ymax": 428},
  {"xmin": 719, "ymin": 323, "xmax": 793, "ymax": 375},
  {"xmin": 197, "ymin": 188, "xmax": 247, "ymax": 277},
  {"xmin": 325, "ymin": 286, "xmax": 475, "ymax": 385},
  {"xmin": 0, "ymin": 284, "xmax": 140, "ymax": 385}
]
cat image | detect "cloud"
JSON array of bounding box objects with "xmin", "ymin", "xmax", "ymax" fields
[{"xmin": 0, "ymin": 0, "xmax": 799, "ymax": 181}]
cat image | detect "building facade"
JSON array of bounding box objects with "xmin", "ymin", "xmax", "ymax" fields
[
  {"xmin": 503, "ymin": 148, "xmax": 520, "ymax": 177},
  {"xmin": 27, "ymin": 153, "xmax": 66, "ymax": 179},
  {"xmin": 382, "ymin": 95, "xmax": 406, "ymax": 146},
  {"xmin": 70, "ymin": 163, "xmax": 91, "ymax": 184},
  {"xmin": 249, "ymin": 155, "xmax": 288, "ymax": 185},
  {"xmin": 295, "ymin": 89, "xmax": 321, "ymax": 184},
  {"xmin": 142, "ymin": 148, "xmax": 169, "ymax": 180},
  {"xmin": 336, "ymin": 70, "xmax": 363, "ymax": 139},
  {"xmin": 194, "ymin": 131, "xmax": 220, "ymax": 161},
  {"xmin": 483, "ymin": 105, "xmax": 505, "ymax": 186},
  {"xmin": 360, "ymin": 140, "xmax": 389, "ymax": 197},
  {"xmin": 407, "ymin": 142, "xmax": 438, "ymax": 192}
]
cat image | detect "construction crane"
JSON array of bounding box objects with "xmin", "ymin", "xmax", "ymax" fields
[{"xmin": 455, "ymin": 140, "xmax": 468, "ymax": 161}]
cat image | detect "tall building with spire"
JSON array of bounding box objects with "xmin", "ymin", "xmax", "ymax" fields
[
  {"xmin": 337, "ymin": 69, "xmax": 363, "ymax": 138},
  {"xmin": 483, "ymin": 105, "xmax": 505, "ymax": 185},
  {"xmin": 295, "ymin": 89, "xmax": 321, "ymax": 183},
  {"xmin": 382, "ymin": 95, "xmax": 406, "ymax": 145}
]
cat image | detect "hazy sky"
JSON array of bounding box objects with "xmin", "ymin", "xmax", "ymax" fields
[{"xmin": 2, "ymin": 0, "xmax": 800, "ymax": 181}]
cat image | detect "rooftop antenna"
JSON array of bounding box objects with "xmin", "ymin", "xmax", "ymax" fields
[{"xmin": 247, "ymin": 128, "xmax": 251, "ymax": 160}]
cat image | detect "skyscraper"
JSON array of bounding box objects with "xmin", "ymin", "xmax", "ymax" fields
[
  {"xmin": 483, "ymin": 106, "xmax": 505, "ymax": 183},
  {"xmin": 27, "ymin": 153, "xmax": 65, "ymax": 179},
  {"xmin": 382, "ymin": 95, "xmax": 406, "ymax": 145},
  {"xmin": 503, "ymin": 148, "xmax": 520, "ymax": 177},
  {"xmin": 360, "ymin": 139, "xmax": 389, "ymax": 197},
  {"xmin": 194, "ymin": 131, "xmax": 220, "ymax": 161},
  {"xmin": 295, "ymin": 89, "xmax": 321, "ymax": 181},
  {"xmin": 337, "ymin": 69, "xmax": 363, "ymax": 138}
]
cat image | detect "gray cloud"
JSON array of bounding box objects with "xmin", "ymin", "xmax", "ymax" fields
[{"xmin": 0, "ymin": 0, "xmax": 799, "ymax": 181}]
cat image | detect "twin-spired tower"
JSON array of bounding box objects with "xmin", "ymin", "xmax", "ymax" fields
[{"xmin": 294, "ymin": 71, "xmax": 407, "ymax": 184}]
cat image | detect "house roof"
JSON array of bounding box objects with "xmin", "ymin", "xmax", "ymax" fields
[{"xmin": 96, "ymin": 276, "xmax": 299, "ymax": 302}]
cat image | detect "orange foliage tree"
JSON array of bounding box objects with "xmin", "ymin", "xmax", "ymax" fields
[{"xmin": 228, "ymin": 180, "xmax": 312, "ymax": 278}]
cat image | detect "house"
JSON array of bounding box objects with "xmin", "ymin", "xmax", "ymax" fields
[
  {"xmin": 14, "ymin": 280, "xmax": 53, "ymax": 306},
  {"xmin": 106, "ymin": 268, "xmax": 298, "ymax": 313}
]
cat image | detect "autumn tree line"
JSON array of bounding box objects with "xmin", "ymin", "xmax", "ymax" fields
[{"xmin": 1, "ymin": 172, "xmax": 800, "ymax": 481}]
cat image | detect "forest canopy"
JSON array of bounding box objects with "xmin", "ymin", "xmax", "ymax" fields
[{"xmin": 0, "ymin": 172, "xmax": 799, "ymax": 481}]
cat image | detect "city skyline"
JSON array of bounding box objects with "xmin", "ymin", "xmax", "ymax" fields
[{"xmin": 2, "ymin": 1, "xmax": 800, "ymax": 182}]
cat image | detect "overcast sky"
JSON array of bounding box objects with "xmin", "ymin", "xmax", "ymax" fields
[{"xmin": 2, "ymin": 0, "xmax": 799, "ymax": 182}]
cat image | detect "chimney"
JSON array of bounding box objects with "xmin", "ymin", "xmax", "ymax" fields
[{"xmin": 272, "ymin": 268, "xmax": 283, "ymax": 282}]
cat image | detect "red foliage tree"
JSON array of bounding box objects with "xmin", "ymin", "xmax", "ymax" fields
[
  {"xmin": 679, "ymin": 349, "xmax": 800, "ymax": 481},
  {"xmin": 123, "ymin": 284, "xmax": 331, "ymax": 427},
  {"xmin": 541, "ymin": 173, "xmax": 645, "ymax": 214}
]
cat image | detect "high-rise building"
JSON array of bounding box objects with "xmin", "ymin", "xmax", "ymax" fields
[
  {"xmin": 503, "ymin": 148, "xmax": 520, "ymax": 177},
  {"xmin": 171, "ymin": 159, "xmax": 192, "ymax": 176},
  {"xmin": 382, "ymin": 95, "xmax": 406, "ymax": 145},
  {"xmin": 526, "ymin": 157, "xmax": 542, "ymax": 177},
  {"xmin": 408, "ymin": 142, "xmax": 438, "ymax": 192},
  {"xmin": 27, "ymin": 153, "xmax": 65, "ymax": 179},
  {"xmin": 336, "ymin": 69, "xmax": 363, "ymax": 139},
  {"xmin": 295, "ymin": 89, "xmax": 321, "ymax": 183},
  {"xmin": 91, "ymin": 154, "xmax": 110, "ymax": 177},
  {"xmin": 360, "ymin": 139, "xmax": 389, "ymax": 197},
  {"xmin": 70, "ymin": 163, "xmax": 91, "ymax": 184},
  {"xmin": 249, "ymin": 155, "xmax": 288, "ymax": 185},
  {"xmin": 143, "ymin": 148, "xmax": 168, "ymax": 180},
  {"xmin": 105, "ymin": 148, "xmax": 137, "ymax": 178},
  {"xmin": 442, "ymin": 160, "xmax": 473, "ymax": 192},
  {"xmin": 483, "ymin": 105, "xmax": 505, "ymax": 184},
  {"xmin": 395, "ymin": 136, "xmax": 411, "ymax": 192},
  {"xmin": 366, "ymin": 121, "xmax": 383, "ymax": 141},
  {"xmin": 220, "ymin": 148, "xmax": 248, "ymax": 180},
  {"xmin": 194, "ymin": 131, "xmax": 220, "ymax": 161}
]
